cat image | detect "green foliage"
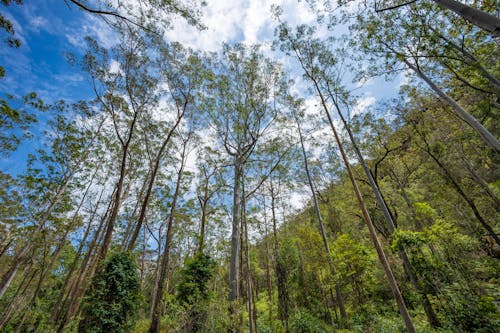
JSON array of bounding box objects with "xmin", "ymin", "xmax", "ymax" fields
[
  {"xmin": 391, "ymin": 229, "xmax": 426, "ymax": 251},
  {"xmin": 78, "ymin": 252, "xmax": 141, "ymax": 333},
  {"xmin": 289, "ymin": 308, "xmax": 329, "ymax": 333},
  {"xmin": 0, "ymin": 93, "xmax": 42, "ymax": 155},
  {"xmin": 177, "ymin": 253, "xmax": 216, "ymax": 305},
  {"xmin": 176, "ymin": 253, "xmax": 216, "ymax": 332}
]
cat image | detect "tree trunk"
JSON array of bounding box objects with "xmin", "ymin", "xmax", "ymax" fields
[
  {"xmin": 432, "ymin": 0, "xmax": 500, "ymax": 37},
  {"xmin": 197, "ymin": 171, "xmax": 212, "ymax": 254},
  {"xmin": 0, "ymin": 265, "xmax": 37, "ymax": 328},
  {"xmin": 149, "ymin": 140, "xmax": 188, "ymax": 333},
  {"xmin": 270, "ymin": 181, "xmax": 290, "ymax": 332},
  {"xmin": 295, "ymin": 115, "xmax": 347, "ymax": 321},
  {"xmin": 55, "ymin": 189, "xmax": 113, "ymax": 332},
  {"xmin": 229, "ymin": 156, "xmax": 242, "ymax": 302},
  {"xmin": 403, "ymin": 59, "xmax": 500, "ymax": 154},
  {"xmin": 49, "ymin": 185, "xmax": 106, "ymax": 325},
  {"xmin": 242, "ymin": 187, "xmax": 256, "ymax": 333},
  {"xmin": 127, "ymin": 107, "xmax": 186, "ymax": 250},
  {"xmin": 0, "ymin": 174, "xmax": 72, "ymax": 300}
]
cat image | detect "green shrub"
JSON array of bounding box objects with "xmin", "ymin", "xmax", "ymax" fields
[
  {"xmin": 78, "ymin": 252, "xmax": 140, "ymax": 333},
  {"xmin": 176, "ymin": 253, "xmax": 216, "ymax": 332},
  {"xmin": 290, "ymin": 308, "xmax": 328, "ymax": 333}
]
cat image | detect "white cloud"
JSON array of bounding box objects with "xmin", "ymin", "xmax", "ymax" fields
[
  {"xmin": 164, "ymin": 0, "xmax": 246, "ymax": 51},
  {"xmin": 28, "ymin": 16, "xmax": 50, "ymax": 32},
  {"xmin": 162, "ymin": 0, "xmax": 318, "ymax": 51},
  {"xmin": 242, "ymin": 0, "xmax": 269, "ymax": 45},
  {"xmin": 109, "ymin": 59, "xmax": 121, "ymax": 74},
  {"xmin": 352, "ymin": 95, "xmax": 376, "ymax": 116},
  {"xmin": 288, "ymin": 186, "xmax": 309, "ymax": 210},
  {"xmin": 53, "ymin": 72, "xmax": 85, "ymax": 83},
  {"xmin": 66, "ymin": 15, "xmax": 118, "ymax": 49}
]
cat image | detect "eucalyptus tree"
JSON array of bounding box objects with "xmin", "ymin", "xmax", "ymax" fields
[
  {"xmin": 203, "ymin": 44, "xmax": 290, "ymax": 320},
  {"xmin": 66, "ymin": 0, "xmax": 205, "ymax": 33},
  {"xmin": 274, "ymin": 21, "xmax": 416, "ymax": 332},
  {"xmin": 194, "ymin": 145, "xmax": 226, "ymax": 254},
  {"xmin": 402, "ymin": 92, "xmax": 499, "ymax": 245},
  {"xmin": 250, "ymin": 124, "xmax": 300, "ymax": 330},
  {"xmin": 82, "ymin": 27, "xmax": 162, "ymax": 261},
  {"xmin": 292, "ymin": 104, "xmax": 347, "ymax": 321},
  {"xmin": 314, "ymin": 39, "xmax": 442, "ymax": 327},
  {"xmin": 125, "ymin": 41, "xmax": 204, "ymax": 251},
  {"xmin": 0, "ymin": 102, "xmax": 109, "ymax": 332},
  {"xmin": 0, "ymin": 99, "xmax": 106, "ymax": 302},
  {"xmin": 148, "ymin": 128, "xmax": 196, "ymax": 333}
]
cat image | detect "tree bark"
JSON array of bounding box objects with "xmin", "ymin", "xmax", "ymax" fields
[
  {"xmin": 242, "ymin": 186, "xmax": 256, "ymax": 333},
  {"xmin": 127, "ymin": 102, "xmax": 187, "ymax": 250}
]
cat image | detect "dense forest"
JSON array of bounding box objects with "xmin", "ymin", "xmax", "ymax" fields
[{"xmin": 0, "ymin": 0, "xmax": 499, "ymax": 332}]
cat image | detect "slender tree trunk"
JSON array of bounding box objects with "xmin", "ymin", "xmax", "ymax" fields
[
  {"xmin": 402, "ymin": 59, "xmax": 500, "ymax": 153},
  {"xmin": 331, "ymin": 79, "xmax": 449, "ymax": 327},
  {"xmin": 197, "ymin": 170, "xmax": 214, "ymax": 255},
  {"xmin": 0, "ymin": 265, "xmax": 36, "ymax": 328},
  {"xmin": 295, "ymin": 115, "xmax": 347, "ymax": 321},
  {"xmin": 99, "ymin": 100, "xmax": 141, "ymax": 259},
  {"xmin": 263, "ymin": 205, "xmax": 273, "ymax": 309},
  {"xmin": 229, "ymin": 156, "xmax": 242, "ymax": 303},
  {"xmin": 149, "ymin": 140, "xmax": 188, "ymax": 333},
  {"xmin": 148, "ymin": 226, "xmax": 163, "ymax": 319},
  {"xmin": 270, "ymin": 182, "xmax": 290, "ymax": 332},
  {"xmin": 121, "ymin": 171, "xmax": 151, "ymax": 251},
  {"xmin": 0, "ymin": 175, "xmax": 72, "ymax": 300},
  {"xmin": 49, "ymin": 185, "xmax": 106, "ymax": 325},
  {"xmin": 127, "ymin": 106, "xmax": 186, "ymax": 250},
  {"xmin": 24, "ymin": 168, "xmax": 100, "ymax": 325},
  {"xmin": 0, "ymin": 116, "xmax": 105, "ymax": 300},
  {"xmin": 56, "ymin": 190, "xmax": 113, "ymax": 332},
  {"xmin": 0, "ymin": 238, "xmax": 13, "ymax": 261},
  {"xmin": 242, "ymin": 188, "xmax": 256, "ymax": 333}
]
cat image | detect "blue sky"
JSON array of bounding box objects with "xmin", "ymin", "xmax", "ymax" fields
[{"xmin": 0, "ymin": 1, "xmax": 97, "ymax": 102}]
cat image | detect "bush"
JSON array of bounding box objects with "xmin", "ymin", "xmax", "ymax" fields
[
  {"xmin": 78, "ymin": 252, "xmax": 140, "ymax": 333},
  {"xmin": 290, "ymin": 309, "xmax": 328, "ymax": 333},
  {"xmin": 176, "ymin": 253, "xmax": 216, "ymax": 332}
]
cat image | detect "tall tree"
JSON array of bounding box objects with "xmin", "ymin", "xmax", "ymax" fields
[{"xmin": 275, "ymin": 21, "xmax": 416, "ymax": 333}]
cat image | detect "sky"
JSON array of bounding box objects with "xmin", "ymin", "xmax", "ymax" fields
[{"xmin": 0, "ymin": 0, "xmax": 407, "ymax": 209}]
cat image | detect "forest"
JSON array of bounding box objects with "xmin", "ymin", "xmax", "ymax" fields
[{"xmin": 0, "ymin": 0, "xmax": 499, "ymax": 332}]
